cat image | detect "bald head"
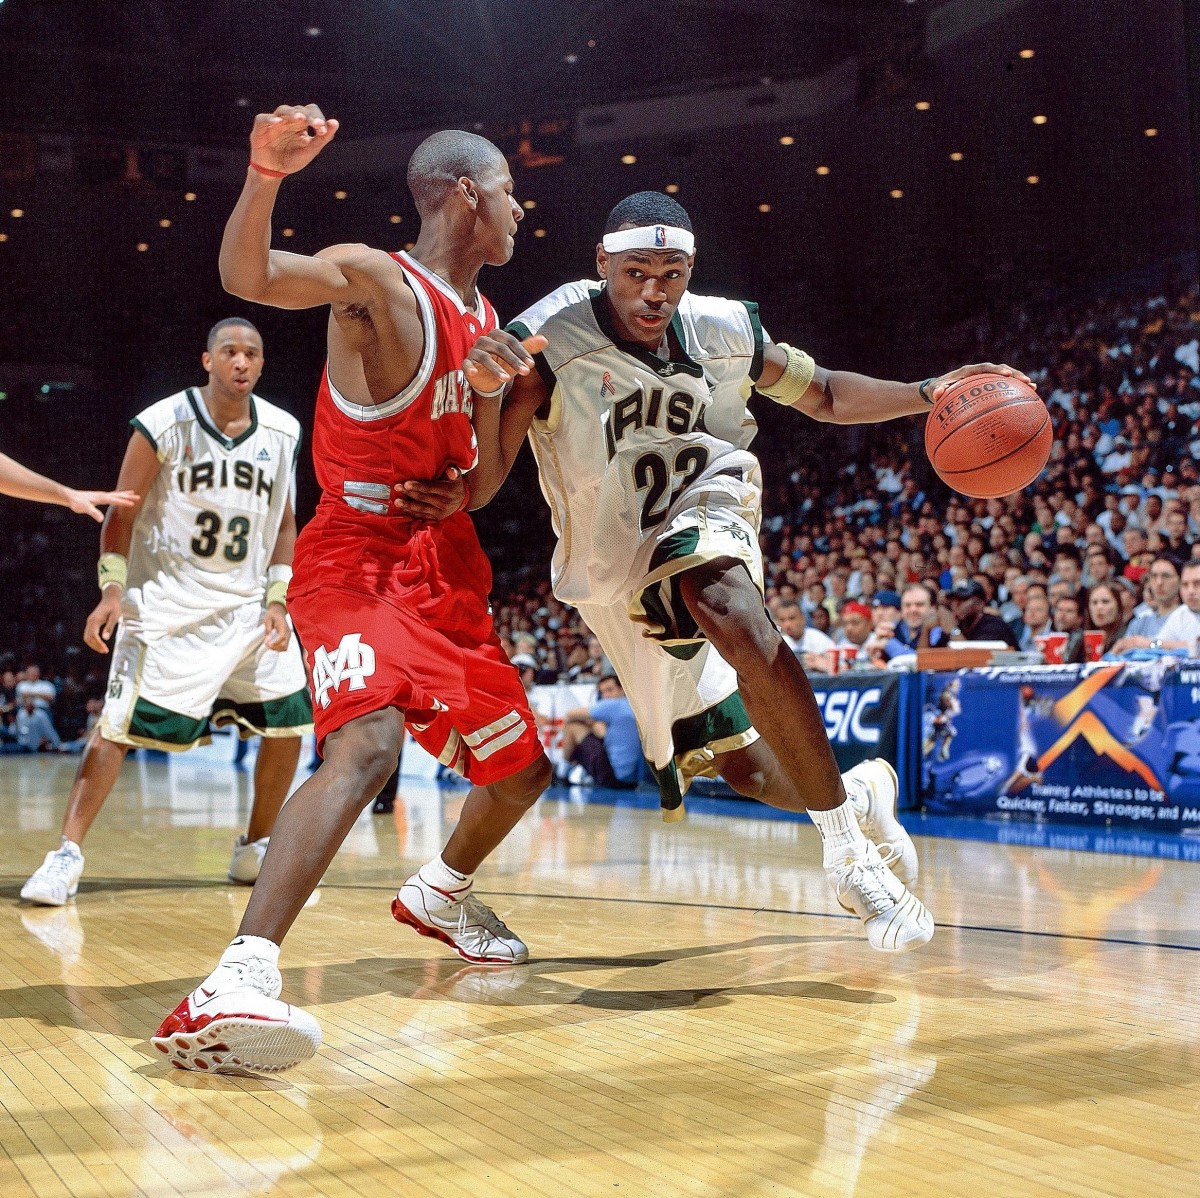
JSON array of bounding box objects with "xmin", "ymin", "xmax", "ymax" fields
[{"xmin": 407, "ymin": 130, "xmax": 505, "ymax": 216}]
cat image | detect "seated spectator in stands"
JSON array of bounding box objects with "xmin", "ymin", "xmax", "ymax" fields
[
  {"xmin": 947, "ymin": 579, "xmax": 1020, "ymax": 648},
  {"xmin": 776, "ymin": 600, "xmax": 834, "ymax": 674},
  {"xmin": 835, "ymin": 599, "xmax": 878, "ymax": 667},
  {"xmin": 809, "ymin": 605, "xmax": 833, "ymax": 637},
  {"xmin": 61, "ymin": 697, "xmax": 105, "ymax": 753},
  {"xmin": 1153, "ymin": 560, "xmax": 1200, "ymax": 655},
  {"xmin": 1162, "ymin": 506, "xmax": 1192, "ymax": 564},
  {"xmin": 558, "ymin": 675, "xmax": 641, "ymax": 789},
  {"xmin": 13, "ymin": 693, "xmax": 62, "ymax": 752},
  {"xmin": 1086, "ymin": 582, "xmax": 1128, "ymax": 658},
  {"xmin": 1051, "ymin": 547, "xmax": 1083, "ymax": 594},
  {"xmin": 894, "ymin": 584, "xmax": 950, "ymax": 651},
  {"xmin": 1082, "ymin": 544, "xmax": 1117, "ymax": 588},
  {"xmin": 1019, "ymin": 587, "xmax": 1054, "ymax": 651},
  {"xmin": 1114, "ymin": 556, "xmax": 1182, "ymax": 651},
  {"xmin": 15, "ymin": 663, "xmax": 55, "ymax": 711},
  {"xmin": 1053, "ymin": 592, "xmax": 1088, "ymax": 663}
]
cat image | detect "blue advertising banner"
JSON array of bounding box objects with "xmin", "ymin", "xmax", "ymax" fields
[
  {"xmin": 811, "ymin": 670, "xmax": 902, "ymax": 772},
  {"xmin": 921, "ymin": 661, "xmax": 1200, "ymax": 828}
]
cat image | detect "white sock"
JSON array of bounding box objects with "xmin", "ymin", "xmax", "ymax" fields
[
  {"xmin": 418, "ymin": 854, "xmax": 473, "ymax": 899},
  {"xmin": 59, "ymin": 837, "xmax": 82, "ymax": 857},
  {"xmin": 220, "ymin": 935, "xmax": 280, "ymax": 968},
  {"xmin": 809, "ymin": 799, "xmax": 867, "ymax": 867}
]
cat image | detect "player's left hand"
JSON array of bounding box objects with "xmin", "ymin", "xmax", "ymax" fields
[
  {"xmin": 262, "ymin": 605, "xmax": 291, "ymax": 651},
  {"xmin": 65, "ymin": 488, "xmax": 140, "ymax": 523},
  {"xmin": 393, "ymin": 465, "xmax": 466, "ymax": 521},
  {"xmin": 927, "ymin": 363, "xmax": 1035, "ymax": 404}
]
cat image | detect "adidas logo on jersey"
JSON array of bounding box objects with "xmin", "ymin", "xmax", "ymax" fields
[
  {"xmin": 311, "ymin": 634, "xmax": 376, "ymax": 708},
  {"xmin": 257, "ymin": 448, "xmax": 271, "ymax": 462}
]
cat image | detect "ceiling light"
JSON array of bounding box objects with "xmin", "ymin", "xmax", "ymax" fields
[
  {"xmin": 587, "ymin": 39, "xmax": 597, "ymax": 48},
  {"xmin": 949, "ymin": 151, "xmax": 965, "ymax": 161},
  {"xmin": 534, "ymin": 228, "xmax": 547, "ymax": 238},
  {"xmin": 889, "ymin": 189, "xmax": 904, "ymax": 198},
  {"xmin": 282, "ymin": 228, "xmax": 295, "ymax": 238},
  {"xmin": 815, "ymin": 165, "xmax": 830, "ymax": 176},
  {"xmin": 306, "ymin": 26, "xmax": 321, "ymax": 37},
  {"xmin": 665, "ymin": 183, "xmax": 680, "ymax": 194},
  {"xmin": 757, "ymin": 203, "xmax": 771, "ymax": 213},
  {"xmin": 1032, "ymin": 114, "xmax": 1048, "ymax": 125},
  {"xmin": 334, "ymin": 190, "xmax": 347, "ymax": 200},
  {"xmin": 1026, "ymin": 175, "xmax": 1040, "ymax": 184},
  {"xmin": 235, "ymin": 97, "xmax": 249, "ymax": 108},
  {"xmin": 136, "ymin": 242, "xmax": 149, "ymax": 252},
  {"xmin": 388, "ymin": 214, "xmax": 402, "ymax": 224},
  {"xmin": 522, "ymin": 199, "xmax": 537, "ymax": 209},
  {"xmin": 564, "ymin": 53, "xmax": 578, "ymax": 64},
  {"xmin": 1019, "ymin": 48, "xmax": 1035, "ymax": 59},
  {"xmin": 184, "ymin": 192, "xmax": 197, "ymax": 201},
  {"xmin": 621, "ymin": 154, "xmax": 637, "ymax": 165},
  {"xmin": 1145, "ymin": 127, "xmax": 1158, "ymax": 137},
  {"xmin": 10, "ymin": 209, "xmax": 23, "ymax": 218},
  {"xmin": 914, "ymin": 101, "xmax": 931, "ymax": 111},
  {"xmin": 779, "ymin": 135, "xmax": 795, "ymax": 146},
  {"xmin": 0, "ymin": 234, "xmax": 8, "ymax": 243},
  {"xmin": 158, "ymin": 218, "xmax": 171, "ymax": 228}
]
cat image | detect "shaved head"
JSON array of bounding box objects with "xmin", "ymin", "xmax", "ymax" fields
[{"xmin": 407, "ymin": 130, "xmax": 505, "ymax": 216}]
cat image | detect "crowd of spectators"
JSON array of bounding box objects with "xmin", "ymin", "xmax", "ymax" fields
[
  {"xmin": 5, "ymin": 279, "xmax": 1200, "ymax": 690},
  {"xmin": 0, "ymin": 659, "xmax": 102, "ymax": 753}
]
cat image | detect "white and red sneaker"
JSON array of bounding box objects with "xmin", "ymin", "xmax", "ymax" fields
[
  {"xmin": 392, "ymin": 873, "xmax": 528, "ymax": 964},
  {"xmin": 151, "ymin": 959, "xmax": 321, "ymax": 1074}
]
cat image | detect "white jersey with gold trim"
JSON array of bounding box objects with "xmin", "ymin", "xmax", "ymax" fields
[
  {"xmin": 509, "ymin": 281, "xmax": 767, "ymax": 606},
  {"xmin": 124, "ymin": 389, "xmax": 301, "ymax": 637}
]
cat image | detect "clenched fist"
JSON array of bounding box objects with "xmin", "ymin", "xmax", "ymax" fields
[{"xmin": 250, "ymin": 104, "xmax": 339, "ymax": 177}]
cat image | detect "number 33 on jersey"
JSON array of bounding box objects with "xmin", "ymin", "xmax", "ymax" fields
[{"xmin": 125, "ymin": 388, "xmax": 301, "ymax": 633}]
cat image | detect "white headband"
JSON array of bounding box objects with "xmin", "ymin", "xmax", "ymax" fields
[{"xmin": 601, "ymin": 224, "xmax": 695, "ymax": 255}]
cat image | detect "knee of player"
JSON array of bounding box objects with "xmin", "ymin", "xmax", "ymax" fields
[
  {"xmin": 495, "ymin": 752, "xmax": 552, "ymax": 808},
  {"xmin": 688, "ymin": 577, "xmax": 772, "ymax": 652},
  {"xmin": 724, "ymin": 765, "xmax": 768, "ymax": 800},
  {"xmin": 326, "ymin": 715, "xmax": 403, "ymax": 795}
]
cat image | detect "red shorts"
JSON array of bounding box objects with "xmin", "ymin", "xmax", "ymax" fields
[{"xmin": 290, "ymin": 511, "xmax": 543, "ymax": 786}]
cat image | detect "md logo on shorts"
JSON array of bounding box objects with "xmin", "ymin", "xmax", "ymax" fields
[{"xmin": 312, "ymin": 633, "xmax": 376, "ymax": 708}]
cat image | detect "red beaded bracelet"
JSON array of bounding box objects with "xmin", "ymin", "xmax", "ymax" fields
[{"xmin": 249, "ymin": 162, "xmax": 289, "ymax": 179}]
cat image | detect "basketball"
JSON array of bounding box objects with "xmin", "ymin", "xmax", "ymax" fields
[{"xmin": 924, "ymin": 373, "xmax": 1052, "ymax": 498}]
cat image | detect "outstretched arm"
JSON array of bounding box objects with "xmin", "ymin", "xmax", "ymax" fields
[
  {"xmin": 758, "ymin": 342, "xmax": 1033, "ymax": 424},
  {"xmin": 220, "ymin": 104, "xmax": 394, "ymax": 310},
  {"xmin": 0, "ymin": 453, "xmax": 138, "ymax": 522}
]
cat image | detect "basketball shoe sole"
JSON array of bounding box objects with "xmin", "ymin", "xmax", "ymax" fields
[{"xmin": 152, "ymin": 989, "xmax": 322, "ymax": 1075}]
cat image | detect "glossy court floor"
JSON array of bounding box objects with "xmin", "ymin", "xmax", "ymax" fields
[{"xmin": 1, "ymin": 753, "xmax": 1198, "ymax": 1198}]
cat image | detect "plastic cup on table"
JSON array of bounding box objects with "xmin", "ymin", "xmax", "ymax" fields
[
  {"xmin": 1035, "ymin": 633, "xmax": 1068, "ymax": 665},
  {"xmin": 1084, "ymin": 630, "xmax": 1105, "ymax": 662}
]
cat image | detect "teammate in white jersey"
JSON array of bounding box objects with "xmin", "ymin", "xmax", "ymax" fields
[
  {"xmin": 463, "ymin": 192, "xmax": 1031, "ymax": 953},
  {"xmin": 20, "ymin": 318, "xmax": 313, "ymax": 907}
]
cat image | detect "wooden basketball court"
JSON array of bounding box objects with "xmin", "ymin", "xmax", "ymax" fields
[{"xmin": 1, "ymin": 753, "xmax": 1197, "ymax": 1197}]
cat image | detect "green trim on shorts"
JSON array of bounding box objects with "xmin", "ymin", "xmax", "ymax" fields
[
  {"xmin": 212, "ymin": 688, "xmax": 314, "ymax": 737},
  {"xmin": 651, "ymin": 759, "xmax": 686, "ymax": 821},
  {"xmin": 648, "ymin": 526, "xmax": 701, "ymax": 575},
  {"xmin": 127, "ymin": 699, "xmax": 210, "ymax": 747},
  {"xmin": 672, "ymin": 691, "xmax": 753, "ymax": 757},
  {"xmin": 742, "ymin": 301, "xmax": 764, "ymax": 382},
  {"xmin": 635, "ymin": 574, "xmax": 703, "ymax": 645}
]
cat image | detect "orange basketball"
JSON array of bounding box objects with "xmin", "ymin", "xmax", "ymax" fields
[{"xmin": 924, "ymin": 373, "xmax": 1051, "ymax": 499}]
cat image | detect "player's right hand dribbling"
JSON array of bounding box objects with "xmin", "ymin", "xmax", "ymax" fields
[
  {"xmin": 84, "ymin": 590, "xmax": 123, "ymax": 655},
  {"xmin": 250, "ymin": 104, "xmax": 339, "ymax": 177},
  {"xmin": 463, "ymin": 332, "xmax": 548, "ymax": 396}
]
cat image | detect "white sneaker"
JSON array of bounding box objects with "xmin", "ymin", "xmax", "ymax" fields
[
  {"xmin": 228, "ymin": 835, "xmax": 270, "ymax": 884},
  {"xmin": 392, "ymin": 874, "xmax": 528, "ymax": 964},
  {"xmin": 843, "ymin": 759, "xmax": 919, "ymax": 886},
  {"xmin": 20, "ymin": 842, "xmax": 85, "ymax": 907},
  {"xmin": 151, "ymin": 955, "xmax": 322, "ymax": 1075},
  {"xmin": 827, "ymin": 840, "xmax": 934, "ymax": 953}
]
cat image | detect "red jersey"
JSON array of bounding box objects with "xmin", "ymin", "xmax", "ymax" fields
[
  {"xmin": 311, "ymin": 250, "xmax": 497, "ymax": 516},
  {"xmin": 290, "ymin": 251, "xmax": 543, "ymax": 785}
]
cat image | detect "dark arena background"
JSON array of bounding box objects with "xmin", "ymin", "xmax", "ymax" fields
[{"xmin": 0, "ymin": 2, "xmax": 1198, "ymax": 1195}]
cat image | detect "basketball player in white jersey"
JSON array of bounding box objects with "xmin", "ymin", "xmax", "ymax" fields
[
  {"xmin": 463, "ymin": 191, "xmax": 1031, "ymax": 953},
  {"xmin": 20, "ymin": 318, "xmax": 313, "ymax": 906}
]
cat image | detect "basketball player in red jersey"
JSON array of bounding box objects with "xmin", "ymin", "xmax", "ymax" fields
[{"xmin": 152, "ymin": 103, "xmax": 553, "ymax": 1075}]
